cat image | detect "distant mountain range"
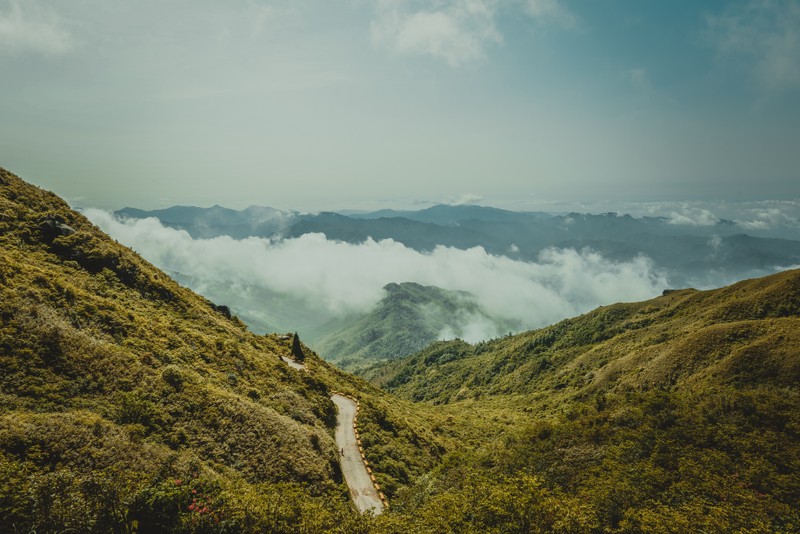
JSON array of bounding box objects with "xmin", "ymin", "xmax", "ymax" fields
[
  {"xmin": 116, "ymin": 204, "xmax": 296, "ymax": 239},
  {"xmin": 116, "ymin": 203, "xmax": 800, "ymax": 288},
  {"xmin": 115, "ymin": 203, "xmax": 800, "ymax": 365}
]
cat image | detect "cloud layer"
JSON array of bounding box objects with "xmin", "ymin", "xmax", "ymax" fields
[
  {"xmin": 370, "ymin": 0, "xmax": 503, "ymax": 66},
  {"xmin": 85, "ymin": 209, "xmax": 668, "ymax": 338},
  {"xmin": 0, "ymin": 0, "xmax": 72, "ymax": 57},
  {"xmin": 706, "ymin": 0, "xmax": 800, "ymax": 94},
  {"xmin": 369, "ymin": 0, "xmax": 575, "ymax": 66}
]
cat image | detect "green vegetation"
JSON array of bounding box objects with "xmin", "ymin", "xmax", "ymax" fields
[
  {"xmin": 2, "ymin": 167, "xmax": 799, "ymax": 532},
  {"xmin": 364, "ymin": 270, "xmax": 800, "ymax": 532}
]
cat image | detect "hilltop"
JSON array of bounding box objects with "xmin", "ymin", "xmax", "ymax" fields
[
  {"xmin": 307, "ymin": 282, "xmax": 510, "ymax": 371},
  {"xmin": 365, "ymin": 270, "xmax": 800, "ymax": 403}
]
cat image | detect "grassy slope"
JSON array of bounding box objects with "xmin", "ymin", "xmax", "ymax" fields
[
  {"xmin": 366, "ymin": 271, "xmax": 800, "ymax": 532},
  {"xmin": 0, "ymin": 169, "xmax": 446, "ymax": 533},
  {"xmin": 367, "ymin": 273, "xmax": 800, "ymax": 404}
]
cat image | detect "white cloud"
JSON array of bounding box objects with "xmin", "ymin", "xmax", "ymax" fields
[
  {"xmin": 735, "ymin": 206, "xmax": 800, "ymax": 230},
  {"xmin": 0, "ymin": 0, "xmax": 72, "ymax": 57},
  {"xmin": 369, "ymin": 0, "xmax": 574, "ymax": 66},
  {"xmin": 85, "ymin": 209, "xmax": 667, "ymax": 338},
  {"xmin": 437, "ymin": 308, "xmax": 505, "ymax": 343},
  {"xmin": 706, "ymin": 0, "xmax": 800, "ymax": 94},
  {"xmin": 370, "ymin": 0, "xmax": 503, "ymax": 66},
  {"xmin": 707, "ymin": 235, "xmax": 723, "ymax": 256},
  {"xmin": 668, "ymin": 207, "xmax": 719, "ymax": 226},
  {"xmin": 451, "ymin": 193, "xmax": 484, "ymax": 205}
]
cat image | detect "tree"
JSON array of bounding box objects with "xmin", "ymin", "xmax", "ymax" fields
[{"xmin": 291, "ymin": 333, "xmax": 305, "ymax": 361}]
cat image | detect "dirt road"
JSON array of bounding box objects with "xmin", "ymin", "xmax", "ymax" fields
[{"xmin": 331, "ymin": 394, "xmax": 385, "ymax": 515}]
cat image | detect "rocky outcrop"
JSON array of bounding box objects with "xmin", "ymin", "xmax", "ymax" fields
[{"xmin": 38, "ymin": 217, "xmax": 76, "ymax": 242}]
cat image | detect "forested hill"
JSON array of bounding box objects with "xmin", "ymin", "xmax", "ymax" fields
[
  {"xmin": 0, "ymin": 169, "xmax": 445, "ymax": 532},
  {"xmin": 307, "ymin": 282, "xmax": 509, "ymax": 371}
]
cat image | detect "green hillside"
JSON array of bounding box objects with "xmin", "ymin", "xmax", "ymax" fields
[
  {"xmin": 365, "ymin": 270, "xmax": 800, "ymax": 532},
  {"xmin": 308, "ymin": 282, "xmax": 509, "ymax": 371},
  {"xmin": 3, "ymin": 167, "xmax": 799, "ymax": 532},
  {"xmin": 0, "ymin": 169, "xmax": 446, "ymax": 532},
  {"xmin": 365, "ymin": 273, "xmax": 800, "ymax": 403}
]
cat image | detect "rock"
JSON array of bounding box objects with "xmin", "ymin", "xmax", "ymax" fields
[
  {"xmin": 39, "ymin": 217, "xmax": 76, "ymax": 242},
  {"xmin": 211, "ymin": 303, "xmax": 232, "ymax": 319}
]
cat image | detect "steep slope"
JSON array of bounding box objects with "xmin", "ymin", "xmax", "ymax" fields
[
  {"xmin": 0, "ymin": 169, "xmax": 446, "ymax": 532},
  {"xmin": 366, "ymin": 271, "xmax": 800, "ymax": 531},
  {"xmin": 308, "ymin": 282, "xmax": 511, "ymax": 371}
]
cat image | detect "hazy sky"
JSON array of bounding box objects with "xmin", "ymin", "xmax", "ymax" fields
[{"xmin": 1, "ymin": 0, "xmax": 799, "ymax": 211}]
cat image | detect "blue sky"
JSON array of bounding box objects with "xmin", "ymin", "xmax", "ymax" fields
[{"xmin": 1, "ymin": 0, "xmax": 798, "ymax": 211}]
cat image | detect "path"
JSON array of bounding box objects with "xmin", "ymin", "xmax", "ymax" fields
[
  {"xmin": 280, "ymin": 355, "xmax": 305, "ymax": 371},
  {"xmin": 331, "ymin": 394, "xmax": 385, "ymax": 515}
]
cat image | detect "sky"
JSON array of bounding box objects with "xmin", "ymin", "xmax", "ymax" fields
[{"xmin": 1, "ymin": 0, "xmax": 799, "ymax": 211}]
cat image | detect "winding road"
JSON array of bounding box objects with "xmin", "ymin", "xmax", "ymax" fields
[
  {"xmin": 331, "ymin": 394, "xmax": 385, "ymax": 515},
  {"xmin": 279, "ymin": 351, "xmax": 385, "ymax": 514}
]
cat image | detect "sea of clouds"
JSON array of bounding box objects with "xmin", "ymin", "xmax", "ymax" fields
[{"xmin": 85, "ymin": 209, "xmax": 669, "ymax": 340}]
